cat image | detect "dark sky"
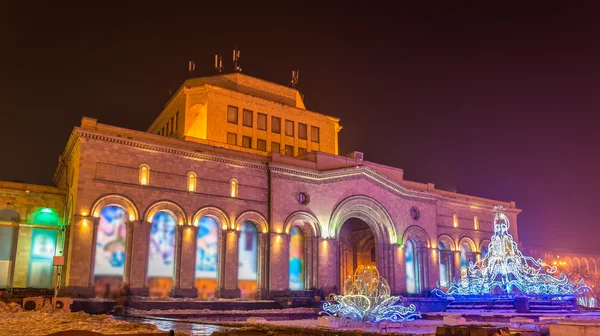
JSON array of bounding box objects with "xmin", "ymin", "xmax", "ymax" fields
[{"xmin": 3, "ymin": 2, "xmax": 600, "ymax": 251}]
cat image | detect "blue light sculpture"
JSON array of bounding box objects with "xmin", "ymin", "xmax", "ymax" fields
[
  {"xmin": 322, "ymin": 265, "xmax": 421, "ymax": 323},
  {"xmin": 433, "ymin": 206, "xmax": 589, "ymax": 297}
]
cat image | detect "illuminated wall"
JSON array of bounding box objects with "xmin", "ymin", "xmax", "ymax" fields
[
  {"xmin": 405, "ymin": 240, "xmax": 417, "ymax": 294},
  {"xmin": 238, "ymin": 221, "xmax": 258, "ymax": 299},
  {"xmin": 289, "ymin": 227, "xmax": 305, "ymax": 290},
  {"xmin": 195, "ymin": 216, "xmax": 218, "ymax": 298},
  {"xmin": 147, "ymin": 211, "xmax": 176, "ymax": 297},
  {"xmin": 93, "ymin": 205, "xmax": 127, "ymax": 297}
]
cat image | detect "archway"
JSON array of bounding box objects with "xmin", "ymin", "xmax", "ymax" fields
[
  {"xmin": 338, "ymin": 218, "xmax": 377, "ymax": 291},
  {"xmin": 438, "ymin": 235, "xmax": 456, "ymax": 288},
  {"xmin": 146, "ymin": 211, "xmax": 177, "ymax": 297},
  {"xmin": 401, "ymin": 226, "xmax": 431, "ymax": 294},
  {"xmin": 458, "ymin": 237, "xmax": 477, "ymax": 278},
  {"xmin": 0, "ymin": 209, "xmax": 19, "ymax": 289},
  {"xmin": 238, "ymin": 221, "xmax": 259, "ymax": 299}
]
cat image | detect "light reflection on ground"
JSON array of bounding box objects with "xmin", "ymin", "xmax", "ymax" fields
[{"xmin": 114, "ymin": 316, "xmax": 233, "ymax": 335}]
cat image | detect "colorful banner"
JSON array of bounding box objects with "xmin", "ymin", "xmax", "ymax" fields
[
  {"xmin": 94, "ymin": 206, "xmax": 127, "ymax": 276},
  {"xmin": 147, "ymin": 211, "xmax": 176, "ymax": 278},
  {"xmin": 195, "ymin": 216, "xmax": 218, "ymax": 279},
  {"xmin": 237, "ymin": 221, "xmax": 257, "ymax": 281},
  {"xmin": 289, "ymin": 227, "xmax": 304, "ymax": 290}
]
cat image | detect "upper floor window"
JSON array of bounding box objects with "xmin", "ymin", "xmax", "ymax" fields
[
  {"xmin": 298, "ymin": 123, "xmax": 307, "ymax": 140},
  {"xmin": 298, "ymin": 147, "xmax": 306, "ymax": 157},
  {"xmin": 272, "ymin": 116, "xmax": 281, "ymax": 134},
  {"xmin": 243, "ymin": 109, "xmax": 253, "ymax": 127},
  {"xmin": 187, "ymin": 171, "xmax": 197, "ymax": 192},
  {"xmin": 139, "ymin": 164, "xmax": 150, "ymax": 186},
  {"xmin": 257, "ymin": 113, "xmax": 267, "ymax": 130},
  {"xmin": 453, "ymin": 213, "xmax": 458, "ymax": 228},
  {"xmin": 242, "ymin": 136, "xmax": 252, "ymax": 149},
  {"xmin": 474, "ymin": 216, "xmax": 479, "ymax": 230},
  {"xmin": 271, "ymin": 142, "xmax": 280, "ymax": 153},
  {"xmin": 227, "ymin": 106, "xmax": 238, "ymax": 124},
  {"xmin": 285, "ymin": 145, "xmax": 294, "ymax": 157},
  {"xmin": 173, "ymin": 112, "xmax": 178, "ymax": 132},
  {"xmin": 311, "ymin": 126, "xmax": 320, "ymax": 143},
  {"xmin": 257, "ymin": 139, "xmax": 267, "ymax": 151},
  {"xmin": 285, "ymin": 120, "xmax": 294, "ymax": 137},
  {"xmin": 230, "ymin": 178, "xmax": 238, "ymax": 198},
  {"xmin": 227, "ymin": 132, "xmax": 237, "ymax": 145}
]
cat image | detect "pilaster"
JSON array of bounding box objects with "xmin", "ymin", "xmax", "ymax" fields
[{"xmin": 172, "ymin": 225, "xmax": 198, "ymax": 298}]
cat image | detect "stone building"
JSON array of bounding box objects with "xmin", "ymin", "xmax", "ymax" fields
[{"xmin": 1, "ymin": 73, "xmax": 521, "ymax": 299}]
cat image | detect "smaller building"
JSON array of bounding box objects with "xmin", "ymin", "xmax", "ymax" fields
[{"xmin": 0, "ymin": 181, "xmax": 66, "ymax": 293}]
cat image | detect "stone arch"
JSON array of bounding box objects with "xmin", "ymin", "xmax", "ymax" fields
[
  {"xmin": 235, "ymin": 211, "xmax": 268, "ymax": 233},
  {"xmin": 591, "ymin": 259, "xmax": 598, "ymax": 275},
  {"xmin": 0, "ymin": 208, "xmax": 20, "ymax": 223},
  {"xmin": 573, "ymin": 257, "xmax": 581, "ymax": 271},
  {"xmin": 437, "ymin": 234, "xmax": 456, "ymax": 251},
  {"xmin": 192, "ymin": 206, "xmax": 230, "ymax": 230},
  {"xmin": 90, "ymin": 194, "xmax": 140, "ymax": 221},
  {"xmin": 283, "ymin": 211, "xmax": 321, "ymax": 237},
  {"xmin": 581, "ymin": 258, "xmax": 590, "ymax": 272},
  {"xmin": 565, "ymin": 257, "xmax": 573, "ymax": 268},
  {"xmin": 479, "ymin": 239, "xmax": 491, "ymax": 253},
  {"xmin": 328, "ymin": 195, "xmax": 396, "ymax": 244},
  {"xmin": 458, "ymin": 236, "xmax": 477, "ymax": 252},
  {"xmin": 401, "ymin": 225, "xmax": 431, "ymax": 248},
  {"xmin": 144, "ymin": 200, "xmax": 187, "ymax": 225}
]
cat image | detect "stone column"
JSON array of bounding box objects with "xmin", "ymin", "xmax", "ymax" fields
[
  {"xmin": 317, "ymin": 238, "xmax": 338, "ymax": 294},
  {"xmin": 427, "ymin": 248, "xmax": 440, "ymax": 292},
  {"xmin": 394, "ymin": 245, "xmax": 406, "ymax": 294},
  {"xmin": 311, "ymin": 237, "xmax": 319, "ymax": 289},
  {"xmin": 217, "ymin": 229, "xmax": 240, "ymax": 298},
  {"xmin": 63, "ymin": 215, "xmax": 95, "ymax": 297},
  {"xmin": 454, "ymin": 251, "xmax": 462, "ymax": 279},
  {"xmin": 129, "ymin": 220, "xmax": 150, "ymax": 296},
  {"xmin": 172, "ymin": 225, "xmax": 198, "ymax": 298},
  {"xmin": 216, "ymin": 229, "xmax": 226, "ymax": 293},
  {"xmin": 123, "ymin": 220, "xmax": 134, "ymax": 283},
  {"xmin": 257, "ymin": 232, "xmax": 269, "ymax": 299}
]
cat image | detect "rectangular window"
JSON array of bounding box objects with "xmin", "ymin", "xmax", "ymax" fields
[
  {"xmin": 257, "ymin": 139, "xmax": 267, "ymax": 151},
  {"xmin": 311, "ymin": 126, "xmax": 320, "ymax": 143},
  {"xmin": 227, "ymin": 132, "xmax": 237, "ymax": 145},
  {"xmin": 271, "ymin": 116, "xmax": 281, "ymax": 134},
  {"xmin": 173, "ymin": 112, "xmax": 178, "ymax": 132},
  {"xmin": 285, "ymin": 120, "xmax": 294, "ymax": 137},
  {"xmin": 257, "ymin": 113, "xmax": 267, "ymax": 130},
  {"xmin": 242, "ymin": 136, "xmax": 252, "ymax": 148},
  {"xmin": 298, "ymin": 123, "xmax": 307, "ymax": 140},
  {"xmin": 285, "ymin": 145, "xmax": 294, "ymax": 157},
  {"xmin": 243, "ymin": 109, "xmax": 253, "ymax": 127},
  {"xmin": 168, "ymin": 120, "xmax": 172, "ymax": 135},
  {"xmin": 271, "ymin": 142, "xmax": 280, "ymax": 153},
  {"xmin": 227, "ymin": 106, "xmax": 238, "ymax": 124},
  {"xmin": 298, "ymin": 147, "xmax": 306, "ymax": 157}
]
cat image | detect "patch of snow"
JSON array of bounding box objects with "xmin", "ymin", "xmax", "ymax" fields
[{"xmin": 127, "ymin": 307, "xmax": 314, "ymax": 316}]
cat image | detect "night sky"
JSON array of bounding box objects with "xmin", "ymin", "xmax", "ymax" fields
[{"xmin": 3, "ymin": 2, "xmax": 599, "ymax": 251}]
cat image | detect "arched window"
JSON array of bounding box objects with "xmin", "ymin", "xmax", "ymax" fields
[
  {"xmin": 473, "ymin": 216, "xmax": 479, "ymax": 230},
  {"xmin": 93, "ymin": 205, "xmax": 128, "ymax": 297},
  {"xmin": 459, "ymin": 242, "xmax": 474, "ymax": 278},
  {"xmin": 0, "ymin": 209, "xmax": 19, "ymax": 289},
  {"xmin": 195, "ymin": 216, "xmax": 219, "ymax": 299},
  {"xmin": 289, "ymin": 227, "xmax": 305, "ymax": 290},
  {"xmin": 230, "ymin": 178, "xmax": 238, "ymax": 198},
  {"xmin": 238, "ymin": 221, "xmax": 258, "ymax": 299},
  {"xmin": 438, "ymin": 243, "xmax": 449, "ymax": 287},
  {"xmin": 147, "ymin": 211, "xmax": 176, "ymax": 297},
  {"xmin": 453, "ymin": 213, "xmax": 458, "ymax": 228},
  {"xmin": 405, "ymin": 239, "xmax": 419, "ymax": 294},
  {"xmin": 187, "ymin": 171, "xmax": 197, "ymax": 192},
  {"xmin": 32, "ymin": 208, "xmax": 59, "ymax": 226},
  {"xmin": 139, "ymin": 164, "xmax": 150, "ymax": 186}
]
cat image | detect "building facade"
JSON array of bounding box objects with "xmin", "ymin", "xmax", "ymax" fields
[{"xmin": 2, "ymin": 73, "xmax": 521, "ymax": 299}]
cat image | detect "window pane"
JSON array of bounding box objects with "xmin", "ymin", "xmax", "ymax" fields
[
  {"xmin": 271, "ymin": 116, "xmax": 281, "ymax": 134},
  {"xmin": 227, "ymin": 133, "xmax": 237, "ymax": 145},
  {"xmin": 271, "ymin": 142, "xmax": 280, "ymax": 153},
  {"xmin": 228, "ymin": 106, "xmax": 238, "ymax": 124},
  {"xmin": 298, "ymin": 147, "xmax": 306, "ymax": 157},
  {"xmin": 257, "ymin": 113, "xmax": 267, "ymax": 130},
  {"xmin": 257, "ymin": 139, "xmax": 266, "ymax": 151},
  {"xmin": 285, "ymin": 120, "xmax": 294, "ymax": 137},
  {"xmin": 285, "ymin": 145, "xmax": 294, "ymax": 157},
  {"xmin": 242, "ymin": 136, "xmax": 252, "ymax": 148},
  {"xmin": 298, "ymin": 123, "xmax": 307, "ymax": 140},
  {"xmin": 311, "ymin": 126, "xmax": 320, "ymax": 143},
  {"xmin": 243, "ymin": 109, "xmax": 253, "ymax": 127}
]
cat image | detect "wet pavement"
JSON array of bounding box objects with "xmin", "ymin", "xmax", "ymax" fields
[{"xmin": 114, "ymin": 316, "xmax": 234, "ymax": 335}]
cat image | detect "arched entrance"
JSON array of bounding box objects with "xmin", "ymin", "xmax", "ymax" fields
[{"xmin": 338, "ymin": 218, "xmax": 377, "ymax": 289}]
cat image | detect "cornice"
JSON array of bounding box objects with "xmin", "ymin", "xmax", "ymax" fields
[{"xmin": 77, "ymin": 128, "xmax": 267, "ymax": 170}]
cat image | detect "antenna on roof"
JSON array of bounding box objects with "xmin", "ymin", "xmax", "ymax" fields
[
  {"xmin": 232, "ymin": 47, "xmax": 242, "ymax": 73},
  {"xmin": 188, "ymin": 58, "xmax": 196, "ymax": 77},
  {"xmin": 290, "ymin": 70, "xmax": 299, "ymax": 88},
  {"xmin": 214, "ymin": 54, "xmax": 223, "ymax": 73}
]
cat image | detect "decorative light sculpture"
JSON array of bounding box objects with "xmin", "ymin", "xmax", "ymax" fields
[
  {"xmin": 322, "ymin": 265, "xmax": 421, "ymax": 323},
  {"xmin": 433, "ymin": 206, "xmax": 589, "ymax": 297}
]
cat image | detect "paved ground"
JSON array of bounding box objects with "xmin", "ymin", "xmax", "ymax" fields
[{"xmin": 114, "ymin": 316, "xmax": 233, "ymax": 335}]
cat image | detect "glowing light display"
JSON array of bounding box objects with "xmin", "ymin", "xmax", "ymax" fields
[
  {"xmin": 94, "ymin": 206, "xmax": 127, "ymax": 276},
  {"xmin": 195, "ymin": 216, "xmax": 218, "ymax": 278},
  {"xmin": 147, "ymin": 211, "xmax": 176, "ymax": 278},
  {"xmin": 322, "ymin": 265, "xmax": 421, "ymax": 323},
  {"xmin": 289, "ymin": 227, "xmax": 304, "ymax": 290},
  {"xmin": 433, "ymin": 206, "xmax": 590, "ymax": 297}
]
